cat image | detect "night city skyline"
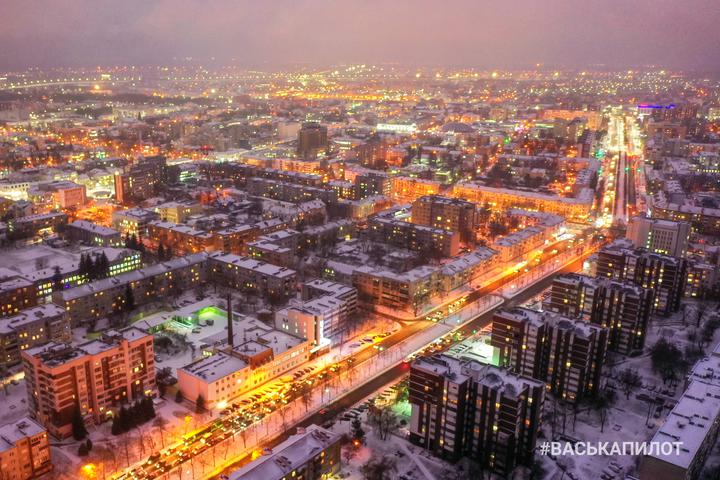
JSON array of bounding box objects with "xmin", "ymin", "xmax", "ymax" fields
[{"xmin": 1, "ymin": 2, "xmax": 720, "ymax": 480}]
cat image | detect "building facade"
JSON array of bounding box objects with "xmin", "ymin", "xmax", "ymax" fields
[
  {"xmin": 545, "ymin": 274, "xmax": 654, "ymax": 355},
  {"xmin": 409, "ymin": 355, "xmax": 544, "ymax": 477},
  {"xmin": 491, "ymin": 308, "xmax": 608, "ymax": 402},
  {"xmin": 22, "ymin": 327, "xmax": 156, "ymax": 438}
]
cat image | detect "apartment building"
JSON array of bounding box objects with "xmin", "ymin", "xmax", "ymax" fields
[
  {"xmin": 207, "ymin": 252, "xmax": 297, "ymax": 299},
  {"xmin": 22, "ymin": 327, "xmax": 156, "ymax": 438},
  {"xmin": 154, "ymin": 201, "xmax": 203, "ymax": 223},
  {"xmin": 440, "ymin": 247, "xmax": 498, "ymax": 292},
  {"xmin": 491, "ymin": 308, "xmax": 608, "ymax": 402},
  {"xmin": 227, "ymin": 425, "xmax": 340, "ymax": 480},
  {"xmin": 367, "ymin": 215, "xmax": 460, "ymax": 257},
  {"xmin": 111, "ymin": 208, "xmax": 159, "ymax": 237},
  {"xmin": 627, "ymin": 216, "xmax": 690, "ymax": 258},
  {"xmin": 7, "ymin": 212, "xmax": 68, "ymax": 240},
  {"xmin": 545, "ymin": 273, "xmax": 654, "ymax": 355},
  {"xmin": 409, "ymin": 355, "xmax": 544, "ymax": 476},
  {"xmin": 640, "ymin": 381, "xmax": 720, "ymax": 480},
  {"xmin": 412, "ymin": 195, "xmax": 479, "ymax": 243},
  {"xmin": 64, "ymin": 220, "xmax": 122, "ymax": 247},
  {"xmin": 353, "ymin": 265, "xmax": 440, "ymax": 312},
  {"xmin": 390, "ymin": 176, "xmax": 441, "ymax": 202},
  {"xmin": 451, "ymin": 181, "xmax": 593, "ymax": 221},
  {"xmin": 246, "ymin": 177, "xmax": 337, "ymax": 205},
  {"xmin": 596, "ymin": 239, "xmax": 686, "ymax": 315},
  {"xmin": 0, "ymin": 417, "xmax": 52, "ymax": 479},
  {"xmin": 0, "ymin": 304, "xmax": 71, "ymax": 369},
  {"xmin": 147, "ymin": 220, "xmax": 215, "ymax": 254},
  {"xmin": 52, "ymin": 253, "xmax": 207, "ymax": 326},
  {"xmin": 0, "ymin": 277, "xmax": 37, "ymax": 317}
]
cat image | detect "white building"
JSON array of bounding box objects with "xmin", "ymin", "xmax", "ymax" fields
[{"xmin": 627, "ymin": 216, "xmax": 690, "ymax": 258}]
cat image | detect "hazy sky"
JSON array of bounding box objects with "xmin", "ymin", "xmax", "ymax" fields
[{"xmin": 1, "ymin": 0, "xmax": 719, "ymax": 71}]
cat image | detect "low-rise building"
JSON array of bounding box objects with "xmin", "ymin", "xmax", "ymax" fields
[
  {"xmin": 0, "ymin": 417, "xmax": 52, "ymax": 479},
  {"xmin": 52, "ymin": 253, "xmax": 207, "ymax": 326},
  {"xmin": 227, "ymin": 424, "xmax": 340, "ymax": 480},
  {"xmin": 0, "ymin": 304, "xmax": 70, "ymax": 369},
  {"xmin": 207, "ymin": 252, "xmax": 297, "ymax": 299},
  {"xmin": 177, "ymin": 314, "xmax": 310, "ymax": 409},
  {"xmin": 64, "ymin": 220, "xmax": 122, "ymax": 247},
  {"xmin": 368, "ymin": 214, "xmax": 460, "ymax": 257}
]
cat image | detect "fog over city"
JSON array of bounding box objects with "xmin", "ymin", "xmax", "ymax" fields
[{"xmin": 1, "ymin": 0, "xmax": 719, "ymax": 70}]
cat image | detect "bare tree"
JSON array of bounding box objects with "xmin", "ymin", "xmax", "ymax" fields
[{"xmin": 619, "ymin": 368, "xmax": 643, "ymax": 400}]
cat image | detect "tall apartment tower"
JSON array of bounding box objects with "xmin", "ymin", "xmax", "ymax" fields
[
  {"xmin": 297, "ymin": 122, "xmax": 328, "ymax": 159},
  {"xmin": 491, "ymin": 307, "xmax": 608, "ymax": 402},
  {"xmin": 596, "ymin": 239, "xmax": 686, "ymax": 315},
  {"xmin": 409, "ymin": 355, "xmax": 544, "ymax": 477},
  {"xmin": 545, "ymin": 273, "xmax": 654, "ymax": 355}
]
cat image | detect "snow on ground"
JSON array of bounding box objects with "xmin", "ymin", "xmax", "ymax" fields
[{"xmin": 538, "ymin": 300, "xmax": 720, "ymax": 480}]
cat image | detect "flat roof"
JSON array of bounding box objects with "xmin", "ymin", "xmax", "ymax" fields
[
  {"xmin": 228, "ymin": 424, "xmax": 339, "ymax": 480},
  {"xmin": 647, "ymin": 381, "xmax": 720, "ymax": 469}
]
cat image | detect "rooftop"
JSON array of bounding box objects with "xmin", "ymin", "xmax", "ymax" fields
[{"xmin": 228, "ymin": 424, "xmax": 339, "ymax": 480}]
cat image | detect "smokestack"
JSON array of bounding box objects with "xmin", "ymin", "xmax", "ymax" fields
[{"xmin": 227, "ymin": 293, "xmax": 233, "ymax": 349}]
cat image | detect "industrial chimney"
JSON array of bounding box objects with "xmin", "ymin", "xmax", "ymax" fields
[{"xmin": 226, "ymin": 293, "xmax": 234, "ymax": 349}]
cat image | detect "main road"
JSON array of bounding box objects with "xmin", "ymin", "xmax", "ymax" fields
[{"xmin": 211, "ymin": 251, "xmax": 590, "ymax": 478}]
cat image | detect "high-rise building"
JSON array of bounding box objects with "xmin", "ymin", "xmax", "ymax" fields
[
  {"xmin": 626, "ymin": 216, "xmax": 690, "ymax": 258},
  {"xmin": 409, "ymin": 355, "xmax": 544, "ymax": 476},
  {"xmin": 412, "ymin": 195, "xmax": 479, "ymax": 244},
  {"xmin": 114, "ymin": 156, "xmax": 171, "ymax": 205},
  {"xmin": 596, "ymin": 239, "xmax": 686, "ymax": 315},
  {"xmin": 22, "ymin": 327, "xmax": 156, "ymax": 438},
  {"xmin": 491, "ymin": 308, "xmax": 608, "ymax": 402},
  {"xmin": 297, "ymin": 122, "xmax": 328, "ymax": 159},
  {"xmin": 545, "ymin": 273, "xmax": 654, "ymax": 355},
  {"xmin": 355, "ymin": 136, "xmax": 388, "ymax": 168},
  {"xmin": 354, "ymin": 171, "xmax": 391, "ymax": 199}
]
